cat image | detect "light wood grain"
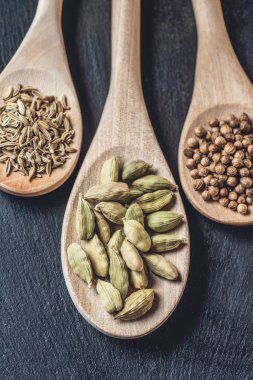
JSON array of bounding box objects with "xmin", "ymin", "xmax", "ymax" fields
[
  {"xmin": 61, "ymin": 0, "xmax": 190, "ymax": 339},
  {"xmin": 179, "ymin": 0, "xmax": 253, "ymax": 225},
  {"xmin": 0, "ymin": 0, "xmax": 81, "ymax": 196}
]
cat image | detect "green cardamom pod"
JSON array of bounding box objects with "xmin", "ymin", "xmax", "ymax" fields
[
  {"xmin": 115, "ymin": 289, "xmax": 154, "ymax": 320},
  {"xmin": 146, "ymin": 211, "xmax": 184, "ymax": 232},
  {"xmin": 129, "ymin": 266, "xmax": 148, "ymax": 289},
  {"xmin": 134, "ymin": 190, "xmax": 173, "ymax": 213},
  {"xmin": 143, "ymin": 253, "xmax": 178, "ymax": 280},
  {"xmin": 123, "ymin": 188, "xmax": 144, "ymax": 203},
  {"xmin": 95, "ymin": 202, "xmax": 127, "ymax": 224},
  {"xmin": 82, "ymin": 234, "xmax": 109, "ymax": 277},
  {"xmin": 151, "ymin": 234, "xmax": 186, "ymax": 252},
  {"xmin": 76, "ymin": 194, "xmax": 95, "ymax": 240},
  {"xmin": 121, "ymin": 160, "xmax": 152, "ymax": 182},
  {"xmin": 123, "ymin": 219, "xmax": 151, "ymax": 252},
  {"xmin": 109, "ymin": 246, "xmax": 129, "ymax": 300},
  {"xmin": 100, "ymin": 156, "xmax": 119, "ymax": 183},
  {"xmin": 96, "ymin": 279, "xmax": 122, "ymax": 313},
  {"xmin": 67, "ymin": 243, "xmax": 93, "ymax": 287},
  {"xmin": 120, "ymin": 238, "xmax": 143, "ymax": 271},
  {"xmin": 84, "ymin": 182, "xmax": 129, "ymax": 202},
  {"xmin": 94, "ymin": 210, "xmax": 111, "ymax": 246},
  {"xmin": 125, "ymin": 203, "xmax": 144, "ymax": 225},
  {"xmin": 132, "ymin": 174, "xmax": 178, "ymax": 192},
  {"xmin": 107, "ymin": 230, "xmax": 124, "ymax": 257}
]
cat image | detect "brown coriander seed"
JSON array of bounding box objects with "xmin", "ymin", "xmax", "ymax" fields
[
  {"xmin": 186, "ymin": 158, "xmax": 196, "ymax": 170},
  {"xmin": 227, "ymin": 176, "xmax": 238, "ymax": 187},
  {"xmin": 190, "ymin": 169, "xmax": 199, "ymax": 179},
  {"xmin": 234, "ymin": 184, "xmax": 245, "ymax": 194},
  {"xmin": 237, "ymin": 203, "xmax": 248, "ymax": 215},
  {"xmin": 194, "ymin": 126, "xmax": 206, "ymax": 137},
  {"xmin": 232, "ymin": 157, "xmax": 244, "ymax": 168},
  {"xmin": 208, "ymin": 186, "xmax": 219, "ymax": 198},
  {"xmin": 217, "ymin": 174, "xmax": 228, "ymax": 186},
  {"xmin": 220, "ymin": 188, "xmax": 228, "ymax": 197},
  {"xmin": 215, "ymin": 136, "xmax": 226, "ymax": 147},
  {"xmin": 240, "ymin": 121, "xmax": 251, "ymax": 134},
  {"xmin": 193, "ymin": 179, "xmax": 205, "ymax": 191},
  {"xmin": 187, "ymin": 137, "xmax": 199, "ymax": 149},
  {"xmin": 208, "ymin": 143, "xmax": 219, "ymax": 153},
  {"xmin": 228, "ymin": 191, "xmax": 238, "ymax": 201},
  {"xmin": 229, "ymin": 118, "xmax": 239, "ymax": 128},
  {"xmin": 234, "ymin": 150, "xmax": 245, "ymax": 160},
  {"xmin": 201, "ymin": 190, "xmax": 211, "ymax": 201},
  {"xmin": 225, "ymin": 114, "xmax": 236, "ymax": 123},
  {"xmin": 220, "ymin": 124, "xmax": 232, "ymax": 135},
  {"xmin": 219, "ymin": 197, "xmax": 229, "ymax": 207},
  {"xmin": 211, "ymin": 127, "xmax": 220, "ymax": 134},
  {"xmin": 243, "ymin": 159, "xmax": 252, "ymax": 169},
  {"xmin": 240, "ymin": 177, "xmax": 252, "ymax": 188},
  {"xmin": 221, "ymin": 155, "xmax": 231, "ymax": 165},
  {"xmin": 249, "ymin": 168, "xmax": 253, "ymax": 177},
  {"xmin": 199, "ymin": 142, "xmax": 209, "ymax": 154},
  {"xmin": 210, "ymin": 178, "xmax": 219, "ymax": 187},
  {"xmin": 211, "ymin": 131, "xmax": 220, "ymax": 143},
  {"xmin": 224, "ymin": 143, "xmax": 236, "ymax": 155},
  {"xmin": 242, "ymin": 138, "xmax": 252, "ymax": 148},
  {"xmin": 239, "ymin": 167, "xmax": 249, "ymax": 177},
  {"xmin": 212, "ymin": 153, "xmax": 221, "ymax": 163},
  {"xmin": 224, "ymin": 133, "xmax": 235, "ymax": 142},
  {"xmin": 193, "ymin": 152, "xmax": 202, "ymax": 162},
  {"xmin": 203, "ymin": 175, "xmax": 213, "ymax": 186},
  {"xmin": 245, "ymin": 188, "xmax": 253, "ymax": 197},
  {"xmin": 198, "ymin": 166, "xmax": 209, "ymax": 177},
  {"xmin": 238, "ymin": 195, "xmax": 246, "ymax": 204},
  {"xmin": 215, "ymin": 163, "xmax": 225, "ymax": 175},
  {"xmin": 183, "ymin": 147, "xmax": 194, "ymax": 158},
  {"xmin": 209, "ymin": 118, "xmax": 219, "ymax": 128},
  {"xmin": 228, "ymin": 201, "xmax": 238, "ymax": 210},
  {"xmin": 234, "ymin": 140, "xmax": 243, "ymax": 149},
  {"xmin": 247, "ymin": 145, "xmax": 253, "ymax": 155},
  {"xmin": 219, "ymin": 120, "xmax": 226, "ymax": 126},
  {"xmin": 235, "ymin": 134, "xmax": 243, "ymax": 141},
  {"xmin": 227, "ymin": 166, "xmax": 237, "ymax": 176},
  {"xmin": 200, "ymin": 157, "xmax": 210, "ymax": 167},
  {"xmin": 246, "ymin": 196, "xmax": 253, "ymax": 205},
  {"xmin": 209, "ymin": 162, "xmax": 216, "ymax": 173}
]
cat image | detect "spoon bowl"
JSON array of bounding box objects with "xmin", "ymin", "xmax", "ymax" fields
[
  {"xmin": 62, "ymin": 0, "xmax": 190, "ymax": 338},
  {"xmin": 179, "ymin": 0, "xmax": 253, "ymax": 225},
  {"xmin": 0, "ymin": 0, "xmax": 82, "ymax": 196}
]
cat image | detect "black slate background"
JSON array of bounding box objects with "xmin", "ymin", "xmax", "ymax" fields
[{"xmin": 0, "ymin": 1, "xmax": 252, "ymax": 379}]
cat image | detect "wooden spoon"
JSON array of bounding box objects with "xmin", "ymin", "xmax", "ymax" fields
[
  {"xmin": 0, "ymin": 0, "xmax": 81, "ymax": 196},
  {"xmin": 62, "ymin": 0, "xmax": 189, "ymax": 339},
  {"xmin": 179, "ymin": 0, "xmax": 253, "ymax": 225}
]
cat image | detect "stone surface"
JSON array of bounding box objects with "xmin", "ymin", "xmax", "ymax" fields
[{"xmin": 0, "ymin": 0, "xmax": 252, "ymax": 379}]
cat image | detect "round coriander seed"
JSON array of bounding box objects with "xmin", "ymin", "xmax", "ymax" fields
[
  {"xmin": 193, "ymin": 179, "xmax": 205, "ymax": 191},
  {"xmin": 234, "ymin": 184, "xmax": 245, "ymax": 194},
  {"xmin": 240, "ymin": 177, "xmax": 252, "ymax": 188},
  {"xmin": 227, "ymin": 166, "xmax": 237, "ymax": 176},
  {"xmin": 220, "ymin": 188, "xmax": 228, "ymax": 197},
  {"xmin": 224, "ymin": 143, "xmax": 236, "ymax": 155},
  {"xmin": 219, "ymin": 197, "xmax": 229, "ymax": 207},
  {"xmin": 193, "ymin": 152, "xmax": 202, "ymax": 162},
  {"xmin": 221, "ymin": 155, "xmax": 231, "ymax": 165},
  {"xmin": 184, "ymin": 147, "xmax": 194, "ymax": 158},
  {"xmin": 210, "ymin": 178, "xmax": 219, "ymax": 187},
  {"xmin": 201, "ymin": 190, "xmax": 211, "ymax": 201},
  {"xmin": 212, "ymin": 153, "xmax": 221, "ymax": 163},
  {"xmin": 187, "ymin": 137, "xmax": 199, "ymax": 149},
  {"xmin": 190, "ymin": 169, "xmax": 199, "ymax": 179},
  {"xmin": 209, "ymin": 118, "xmax": 219, "ymax": 127},
  {"xmin": 228, "ymin": 201, "xmax": 238, "ymax": 210},
  {"xmin": 203, "ymin": 175, "xmax": 213, "ymax": 186},
  {"xmin": 238, "ymin": 195, "xmax": 246, "ymax": 204},
  {"xmin": 186, "ymin": 158, "xmax": 196, "ymax": 170},
  {"xmin": 246, "ymin": 196, "xmax": 253, "ymax": 205},
  {"xmin": 240, "ymin": 121, "xmax": 251, "ymax": 134},
  {"xmin": 200, "ymin": 157, "xmax": 210, "ymax": 167},
  {"xmin": 243, "ymin": 159, "xmax": 252, "ymax": 169},
  {"xmin": 194, "ymin": 126, "xmax": 206, "ymax": 137},
  {"xmin": 227, "ymin": 176, "xmax": 238, "ymax": 187},
  {"xmin": 215, "ymin": 163, "xmax": 225, "ymax": 175},
  {"xmin": 247, "ymin": 145, "xmax": 253, "ymax": 155},
  {"xmin": 242, "ymin": 138, "xmax": 252, "ymax": 148},
  {"xmin": 237, "ymin": 203, "xmax": 248, "ymax": 215},
  {"xmin": 199, "ymin": 142, "xmax": 209, "ymax": 154},
  {"xmin": 220, "ymin": 124, "xmax": 232, "ymax": 135},
  {"xmin": 232, "ymin": 157, "xmax": 243, "ymax": 168},
  {"xmin": 228, "ymin": 191, "xmax": 238, "ymax": 201},
  {"xmin": 239, "ymin": 168, "xmax": 249, "ymax": 177}
]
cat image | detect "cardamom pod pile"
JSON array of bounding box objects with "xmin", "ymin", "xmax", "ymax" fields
[
  {"xmin": 0, "ymin": 85, "xmax": 77, "ymax": 180},
  {"xmin": 68, "ymin": 157, "xmax": 186, "ymax": 321}
]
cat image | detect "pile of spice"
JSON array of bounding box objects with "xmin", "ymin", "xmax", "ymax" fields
[
  {"xmin": 0, "ymin": 85, "xmax": 76, "ymax": 180},
  {"xmin": 68, "ymin": 157, "xmax": 186, "ymax": 321},
  {"xmin": 184, "ymin": 113, "xmax": 253, "ymax": 214}
]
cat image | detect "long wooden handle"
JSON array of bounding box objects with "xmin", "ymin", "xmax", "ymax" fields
[
  {"xmin": 35, "ymin": 0, "xmax": 63, "ymax": 24},
  {"xmin": 191, "ymin": 0, "xmax": 252, "ymax": 107},
  {"xmin": 110, "ymin": 0, "xmax": 141, "ymax": 88}
]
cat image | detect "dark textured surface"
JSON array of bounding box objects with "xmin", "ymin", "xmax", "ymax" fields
[{"xmin": 0, "ymin": 0, "xmax": 252, "ymax": 379}]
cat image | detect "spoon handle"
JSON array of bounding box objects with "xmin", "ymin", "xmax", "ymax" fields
[
  {"xmin": 110, "ymin": 0, "xmax": 142, "ymax": 94},
  {"xmin": 191, "ymin": 0, "xmax": 252, "ymax": 107},
  {"xmin": 2, "ymin": 0, "xmax": 69, "ymax": 76}
]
